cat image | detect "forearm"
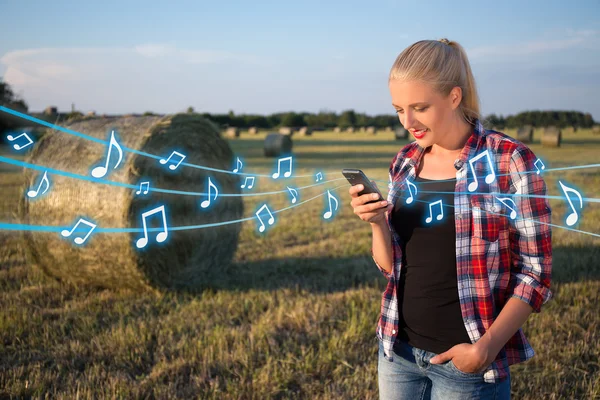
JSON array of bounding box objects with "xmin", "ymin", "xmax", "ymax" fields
[{"xmin": 371, "ymin": 220, "xmax": 393, "ymax": 274}]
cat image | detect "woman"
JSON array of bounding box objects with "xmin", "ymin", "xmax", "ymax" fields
[{"xmin": 349, "ymin": 38, "xmax": 552, "ymax": 399}]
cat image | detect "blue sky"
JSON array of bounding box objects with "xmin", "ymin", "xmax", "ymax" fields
[{"xmin": 1, "ymin": 0, "xmax": 599, "ymax": 120}]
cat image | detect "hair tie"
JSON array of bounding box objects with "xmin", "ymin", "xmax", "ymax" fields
[{"xmin": 439, "ymin": 38, "xmax": 451, "ymax": 45}]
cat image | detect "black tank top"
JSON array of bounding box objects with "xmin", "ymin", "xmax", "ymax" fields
[{"xmin": 391, "ymin": 176, "xmax": 471, "ymax": 354}]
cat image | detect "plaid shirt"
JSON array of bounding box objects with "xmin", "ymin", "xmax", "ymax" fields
[{"xmin": 373, "ymin": 119, "xmax": 553, "ymax": 383}]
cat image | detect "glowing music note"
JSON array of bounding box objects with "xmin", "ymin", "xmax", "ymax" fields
[
  {"xmin": 323, "ymin": 190, "xmax": 339, "ymax": 219},
  {"xmin": 27, "ymin": 171, "xmax": 51, "ymax": 198},
  {"xmin": 558, "ymin": 181, "xmax": 583, "ymax": 226},
  {"xmin": 405, "ymin": 179, "xmax": 417, "ymax": 204},
  {"xmin": 159, "ymin": 151, "xmax": 186, "ymax": 171},
  {"xmin": 315, "ymin": 172, "xmax": 323, "ymax": 182},
  {"xmin": 467, "ymin": 150, "xmax": 496, "ymax": 192},
  {"xmin": 287, "ymin": 186, "xmax": 298, "ymax": 204},
  {"xmin": 241, "ymin": 176, "xmax": 255, "ymax": 189},
  {"xmin": 534, "ymin": 158, "xmax": 546, "ymax": 175},
  {"xmin": 495, "ymin": 197, "xmax": 517, "ymax": 220},
  {"xmin": 61, "ymin": 218, "xmax": 97, "ymax": 245},
  {"xmin": 233, "ymin": 157, "xmax": 243, "ymax": 173},
  {"xmin": 136, "ymin": 181, "xmax": 150, "ymax": 195},
  {"xmin": 6, "ymin": 132, "xmax": 34, "ymax": 151},
  {"xmin": 272, "ymin": 156, "xmax": 293, "ymax": 179},
  {"xmin": 91, "ymin": 130, "xmax": 123, "ymax": 178},
  {"xmin": 425, "ymin": 200, "xmax": 444, "ymax": 223},
  {"xmin": 255, "ymin": 204, "xmax": 275, "ymax": 233},
  {"xmin": 135, "ymin": 205, "xmax": 168, "ymax": 249},
  {"xmin": 201, "ymin": 177, "xmax": 219, "ymax": 208}
]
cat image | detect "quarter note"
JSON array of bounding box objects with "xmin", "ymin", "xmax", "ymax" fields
[
  {"xmin": 27, "ymin": 171, "xmax": 51, "ymax": 198},
  {"xmin": 91, "ymin": 130, "xmax": 124, "ymax": 178},
  {"xmin": 287, "ymin": 186, "xmax": 298, "ymax": 204},
  {"xmin": 534, "ymin": 158, "xmax": 546, "ymax": 175},
  {"xmin": 405, "ymin": 179, "xmax": 417, "ymax": 204},
  {"xmin": 136, "ymin": 181, "xmax": 150, "ymax": 195},
  {"xmin": 558, "ymin": 181, "xmax": 583, "ymax": 226},
  {"xmin": 255, "ymin": 204, "xmax": 275, "ymax": 233},
  {"xmin": 323, "ymin": 190, "xmax": 339, "ymax": 219},
  {"xmin": 272, "ymin": 156, "xmax": 293, "ymax": 179},
  {"xmin": 159, "ymin": 151, "xmax": 186, "ymax": 171},
  {"xmin": 425, "ymin": 199, "xmax": 444, "ymax": 223},
  {"xmin": 315, "ymin": 172, "xmax": 323, "ymax": 182},
  {"xmin": 233, "ymin": 157, "xmax": 243, "ymax": 173},
  {"xmin": 61, "ymin": 218, "xmax": 97, "ymax": 245},
  {"xmin": 135, "ymin": 205, "xmax": 169, "ymax": 249},
  {"xmin": 495, "ymin": 197, "xmax": 517, "ymax": 220},
  {"xmin": 201, "ymin": 177, "xmax": 219, "ymax": 208},
  {"xmin": 6, "ymin": 132, "xmax": 34, "ymax": 151},
  {"xmin": 241, "ymin": 176, "xmax": 255, "ymax": 189},
  {"xmin": 467, "ymin": 150, "xmax": 496, "ymax": 192}
]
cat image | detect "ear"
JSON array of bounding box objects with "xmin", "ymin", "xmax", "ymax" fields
[{"xmin": 450, "ymin": 86, "xmax": 462, "ymax": 109}]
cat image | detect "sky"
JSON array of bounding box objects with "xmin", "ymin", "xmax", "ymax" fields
[{"xmin": 1, "ymin": 0, "xmax": 599, "ymax": 120}]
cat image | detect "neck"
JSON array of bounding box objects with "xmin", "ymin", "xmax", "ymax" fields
[{"xmin": 429, "ymin": 117, "xmax": 473, "ymax": 156}]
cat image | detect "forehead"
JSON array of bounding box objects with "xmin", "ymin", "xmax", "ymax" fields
[{"xmin": 389, "ymin": 79, "xmax": 439, "ymax": 106}]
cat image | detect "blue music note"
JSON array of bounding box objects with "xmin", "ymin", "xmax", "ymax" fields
[
  {"xmin": 135, "ymin": 205, "xmax": 169, "ymax": 248},
  {"xmin": 467, "ymin": 150, "xmax": 496, "ymax": 192},
  {"xmin": 405, "ymin": 179, "xmax": 417, "ymax": 204},
  {"xmin": 495, "ymin": 197, "xmax": 517, "ymax": 220},
  {"xmin": 315, "ymin": 172, "xmax": 323, "ymax": 182},
  {"xmin": 27, "ymin": 171, "xmax": 51, "ymax": 198},
  {"xmin": 323, "ymin": 190, "xmax": 339, "ymax": 219},
  {"xmin": 558, "ymin": 181, "xmax": 583, "ymax": 226},
  {"xmin": 6, "ymin": 132, "xmax": 34, "ymax": 151},
  {"xmin": 534, "ymin": 158, "xmax": 546, "ymax": 175},
  {"xmin": 272, "ymin": 156, "xmax": 293, "ymax": 179},
  {"xmin": 61, "ymin": 218, "xmax": 97, "ymax": 245},
  {"xmin": 91, "ymin": 130, "xmax": 124, "ymax": 178},
  {"xmin": 233, "ymin": 157, "xmax": 243, "ymax": 173},
  {"xmin": 159, "ymin": 151, "xmax": 186, "ymax": 170},
  {"xmin": 425, "ymin": 200, "xmax": 444, "ymax": 223},
  {"xmin": 287, "ymin": 186, "xmax": 298, "ymax": 204},
  {"xmin": 255, "ymin": 204, "xmax": 275, "ymax": 233},
  {"xmin": 201, "ymin": 177, "xmax": 219, "ymax": 208},
  {"xmin": 136, "ymin": 181, "xmax": 150, "ymax": 195},
  {"xmin": 241, "ymin": 176, "xmax": 255, "ymax": 189}
]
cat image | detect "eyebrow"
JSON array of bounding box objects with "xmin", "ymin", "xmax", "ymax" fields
[{"xmin": 392, "ymin": 102, "xmax": 429, "ymax": 108}]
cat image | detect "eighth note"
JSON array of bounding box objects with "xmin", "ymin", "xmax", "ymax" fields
[
  {"xmin": 323, "ymin": 190, "xmax": 339, "ymax": 220},
  {"xmin": 233, "ymin": 157, "xmax": 243, "ymax": 173},
  {"xmin": 534, "ymin": 158, "xmax": 546, "ymax": 175},
  {"xmin": 558, "ymin": 181, "xmax": 583, "ymax": 227},
  {"xmin": 287, "ymin": 186, "xmax": 298, "ymax": 204},
  {"xmin": 91, "ymin": 130, "xmax": 124, "ymax": 178},
  {"xmin": 467, "ymin": 150, "xmax": 496, "ymax": 192},
  {"xmin": 405, "ymin": 179, "xmax": 417, "ymax": 204},
  {"xmin": 159, "ymin": 151, "xmax": 186, "ymax": 171},
  {"xmin": 135, "ymin": 205, "xmax": 169, "ymax": 249},
  {"xmin": 495, "ymin": 197, "xmax": 518, "ymax": 220},
  {"xmin": 315, "ymin": 172, "xmax": 323, "ymax": 182},
  {"xmin": 136, "ymin": 181, "xmax": 150, "ymax": 195},
  {"xmin": 272, "ymin": 156, "xmax": 293, "ymax": 179},
  {"xmin": 61, "ymin": 218, "xmax": 97, "ymax": 245},
  {"xmin": 255, "ymin": 204, "xmax": 275, "ymax": 233},
  {"xmin": 27, "ymin": 171, "xmax": 51, "ymax": 198},
  {"xmin": 425, "ymin": 200, "xmax": 444, "ymax": 223},
  {"xmin": 201, "ymin": 177, "xmax": 219, "ymax": 208},
  {"xmin": 241, "ymin": 176, "xmax": 255, "ymax": 189},
  {"xmin": 6, "ymin": 132, "xmax": 34, "ymax": 151}
]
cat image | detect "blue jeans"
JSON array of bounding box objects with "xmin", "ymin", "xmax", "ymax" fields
[{"xmin": 378, "ymin": 339, "xmax": 511, "ymax": 400}]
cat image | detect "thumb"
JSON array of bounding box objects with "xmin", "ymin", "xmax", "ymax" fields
[{"xmin": 430, "ymin": 351, "xmax": 451, "ymax": 364}]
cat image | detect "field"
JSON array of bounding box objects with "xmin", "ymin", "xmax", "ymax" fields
[{"xmin": 1, "ymin": 126, "xmax": 599, "ymax": 399}]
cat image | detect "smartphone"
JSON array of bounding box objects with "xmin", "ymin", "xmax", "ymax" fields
[{"xmin": 342, "ymin": 168, "xmax": 384, "ymax": 204}]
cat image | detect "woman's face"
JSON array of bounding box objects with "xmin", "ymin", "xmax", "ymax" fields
[{"xmin": 388, "ymin": 79, "xmax": 461, "ymax": 148}]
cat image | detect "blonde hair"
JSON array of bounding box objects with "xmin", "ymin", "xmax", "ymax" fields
[{"xmin": 388, "ymin": 38, "xmax": 480, "ymax": 126}]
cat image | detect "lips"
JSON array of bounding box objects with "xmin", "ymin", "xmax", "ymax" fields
[{"xmin": 411, "ymin": 129, "xmax": 428, "ymax": 139}]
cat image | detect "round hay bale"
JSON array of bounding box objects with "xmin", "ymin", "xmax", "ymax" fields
[
  {"xmin": 541, "ymin": 126, "xmax": 561, "ymax": 147},
  {"xmin": 44, "ymin": 106, "xmax": 58, "ymax": 116},
  {"xmin": 279, "ymin": 126, "xmax": 294, "ymax": 136},
  {"xmin": 18, "ymin": 114, "xmax": 244, "ymax": 292},
  {"xmin": 395, "ymin": 127, "xmax": 408, "ymax": 140},
  {"xmin": 225, "ymin": 127, "xmax": 239, "ymax": 138},
  {"xmin": 248, "ymin": 127, "xmax": 259, "ymax": 135},
  {"xmin": 298, "ymin": 127, "xmax": 313, "ymax": 136},
  {"xmin": 345, "ymin": 126, "xmax": 355, "ymax": 133},
  {"xmin": 264, "ymin": 133, "xmax": 293, "ymax": 157},
  {"xmin": 564, "ymin": 126, "xmax": 577, "ymax": 134},
  {"xmin": 333, "ymin": 127, "xmax": 341, "ymax": 133},
  {"xmin": 384, "ymin": 126, "xmax": 393, "ymax": 133},
  {"xmin": 366, "ymin": 126, "xmax": 376, "ymax": 135},
  {"xmin": 592, "ymin": 125, "xmax": 600, "ymax": 135},
  {"xmin": 517, "ymin": 125, "xmax": 534, "ymax": 143}
]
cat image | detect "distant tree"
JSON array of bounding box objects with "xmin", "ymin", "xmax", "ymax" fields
[
  {"xmin": 0, "ymin": 79, "xmax": 29, "ymax": 133},
  {"xmin": 280, "ymin": 112, "xmax": 306, "ymax": 127},
  {"xmin": 338, "ymin": 109, "xmax": 357, "ymax": 128},
  {"xmin": 187, "ymin": 106, "xmax": 194, "ymax": 113}
]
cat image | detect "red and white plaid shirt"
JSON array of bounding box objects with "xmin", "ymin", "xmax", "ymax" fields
[{"xmin": 373, "ymin": 119, "xmax": 553, "ymax": 383}]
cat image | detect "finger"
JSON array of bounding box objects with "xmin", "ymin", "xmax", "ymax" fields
[
  {"xmin": 430, "ymin": 351, "xmax": 451, "ymax": 364},
  {"xmin": 355, "ymin": 199, "xmax": 389, "ymax": 215},
  {"xmin": 349, "ymin": 184, "xmax": 364, "ymax": 197},
  {"xmin": 357, "ymin": 192, "xmax": 383, "ymax": 205}
]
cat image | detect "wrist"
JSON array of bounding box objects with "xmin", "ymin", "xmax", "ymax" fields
[{"xmin": 476, "ymin": 332, "xmax": 501, "ymax": 362}]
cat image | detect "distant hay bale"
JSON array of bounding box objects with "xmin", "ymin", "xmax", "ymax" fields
[
  {"xmin": 395, "ymin": 127, "xmax": 409, "ymax": 140},
  {"xmin": 359, "ymin": 127, "xmax": 366, "ymax": 132},
  {"xmin": 593, "ymin": 125, "xmax": 600, "ymax": 135},
  {"xmin": 517, "ymin": 125, "xmax": 534, "ymax": 143},
  {"xmin": 248, "ymin": 127, "xmax": 259, "ymax": 135},
  {"xmin": 345, "ymin": 126, "xmax": 355, "ymax": 133},
  {"xmin": 564, "ymin": 126, "xmax": 577, "ymax": 134},
  {"xmin": 366, "ymin": 126, "xmax": 376, "ymax": 135},
  {"xmin": 44, "ymin": 106, "xmax": 58, "ymax": 116},
  {"xmin": 541, "ymin": 126, "xmax": 561, "ymax": 147},
  {"xmin": 225, "ymin": 127, "xmax": 239, "ymax": 138},
  {"xmin": 298, "ymin": 127, "xmax": 313, "ymax": 136},
  {"xmin": 279, "ymin": 126, "xmax": 294, "ymax": 136},
  {"xmin": 333, "ymin": 127, "xmax": 341, "ymax": 133},
  {"xmin": 18, "ymin": 114, "xmax": 244, "ymax": 292},
  {"xmin": 264, "ymin": 133, "xmax": 293, "ymax": 157},
  {"xmin": 384, "ymin": 127, "xmax": 393, "ymax": 133}
]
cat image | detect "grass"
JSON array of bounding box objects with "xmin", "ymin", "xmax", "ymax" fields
[{"xmin": 0, "ymin": 127, "xmax": 599, "ymax": 399}]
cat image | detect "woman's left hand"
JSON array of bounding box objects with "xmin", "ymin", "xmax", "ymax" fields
[{"xmin": 429, "ymin": 341, "xmax": 496, "ymax": 374}]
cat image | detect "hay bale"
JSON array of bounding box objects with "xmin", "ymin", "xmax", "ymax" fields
[
  {"xmin": 248, "ymin": 127, "xmax": 259, "ymax": 135},
  {"xmin": 366, "ymin": 126, "xmax": 376, "ymax": 135},
  {"xmin": 18, "ymin": 114, "xmax": 244, "ymax": 292},
  {"xmin": 384, "ymin": 127, "xmax": 393, "ymax": 133},
  {"xmin": 279, "ymin": 126, "xmax": 294, "ymax": 136},
  {"xmin": 592, "ymin": 125, "xmax": 600, "ymax": 135},
  {"xmin": 264, "ymin": 133, "xmax": 293, "ymax": 157},
  {"xmin": 564, "ymin": 126, "xmax": 577, "ymax": 134},
  {"xmin": 333, "ymin": 127, "xmax": 341, "ymax": 133},
  {"xmin": 298, "ymin": 127, "xmax": 313, "ymax": 136},
  {"xmin": 516, "ymin": 125, "xmax": 534, "ymax": 143},
  {"xmin": 225, "ymin": 127, "xmax": 239, "ymax": 138},
  {"xmin": 541, "ymin": 126, "xmax": 561, "ymax": 147},
  {"xmin": 44, "ymin": 106, "xmax": 58, "ymax": 116},
  {"xmin": 395, "ymin": 127, "xmax": 409, "ymax": 140},
  {"xmin": 345, "ymin": 126, "xmax": 355, "ymax": 133}
]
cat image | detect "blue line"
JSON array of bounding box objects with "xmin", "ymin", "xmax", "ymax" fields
[{"xmin": 416, "ymin": 189, "xmax": 600, "ymax": 204}]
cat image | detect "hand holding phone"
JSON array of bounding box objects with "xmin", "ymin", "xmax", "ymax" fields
[{"xmin": 343, "ymin": 168, "xmax": 392, "ymax": 224}]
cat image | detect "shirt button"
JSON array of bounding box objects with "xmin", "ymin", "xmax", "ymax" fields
[
  {"xmin": 458, "ymin": 250, "xmax": 463, "ymax": 255},
  {"xmin": 392, "ymin": 329, "xmax": 396, "ymax": 334}
]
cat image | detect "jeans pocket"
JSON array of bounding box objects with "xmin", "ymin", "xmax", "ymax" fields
[{"xmin": 447, "ymin": 359, "xmax": 483, "ymax": 377}]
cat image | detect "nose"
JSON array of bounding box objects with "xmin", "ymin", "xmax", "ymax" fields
[{"xmin": 400, "ymin": 110, "xmax": 416, "ymax": 130}]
